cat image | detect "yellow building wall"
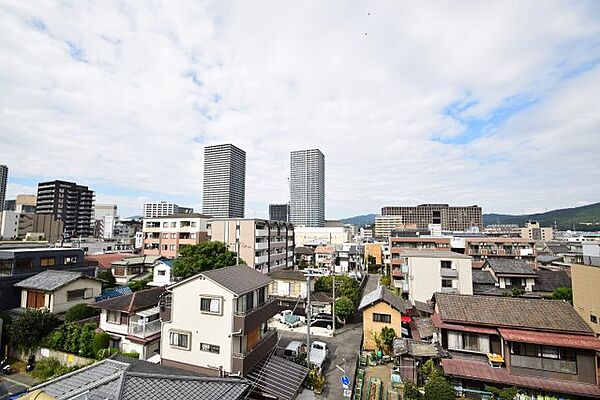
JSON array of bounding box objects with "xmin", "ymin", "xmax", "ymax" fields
[
  {"xmin": 365, "ymin": 244, "xmax": 383, "ymax": 266},
  {"xmin": 362, "ymin": 301, "xmax": 402, "ymax": 351},
  {"xmin": 572, "ymin": 263, "xmax": 600, "ymax": 335}
]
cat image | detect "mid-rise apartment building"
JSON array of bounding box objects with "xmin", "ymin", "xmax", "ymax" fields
[
  {"xmin": 512, "ymin": 220, "xmax": 554, "ymax": 241},
  {"xmin": 142, "ymin": 201, "xmax": 193, "ymax": 218},
  {"xmin": 289, "ymin": 149, "xmax": 325, "ymax": 227},
  {"xmin": 269, "ymin": 204, "xmax": 289, "ymax": 222},
  {"xmin": 142, "ymin": 213, "xmax": 210, "ymax": 258},
  {"xmin": 294, "ymin": 226, "xmax": 350, "ymax": 247},
  {"xmin": 572, "ymin": 243, "xmax": 600, "ymax": 335},
  {"xmin": 209, "ymin": 218, "xmax": 294, "ymax": 273},
  {"xmin": 95, "ymin": 204, "xmax": 118, "ymax": 220},
  {"xmin": 374, "ymin": 215, "xmax": 404, "ymax": 239},
  {"xmin": 381, "ymin": 204, "xmax": 483, "ymax": 231},
  {"xmin": 36, "ymin": 180, "xmax": 95, "ymax": 237},
  {"xmin": 391, "ymin": 251, "xmax": 473, "ymax": 304},
  {"xmin": 0, "ymin": 165, "xmax": 7, "ymax": 213},
  {"xmin": 202, "ymin": 144, "xmax": 246, "ymax": 218},
  {"xmin": 458, "ymin": 237, "xmax": 537, "ymax": 268}
]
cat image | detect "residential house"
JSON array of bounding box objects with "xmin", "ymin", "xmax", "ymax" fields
[
  {"xmin": 84, "ymin": 253, "xmax": 137, "ymax": 271},
  {"xmin": 390, "ymin": 251, "xmax": 473, "ymax": 304},
  {"xmin": 90, "ymin": 286, "xmax": 165, "ymax": 360},
  {"xmin": 142, "ymin": 213, "xmax": 210, "ymax": 258},
  {"xmin": 482, "ymin": 259, "xmax": 537, "ymax": 293},
  {"xmin": 473, "ymin": 265, "xmax": 572, "ymax": 298},
  {"xmin": 294, "ymin": 246, "xmax": 314, "ymax": 266},
  {"xmin": 434, "ymin": 293, "xmax": 600, "ymax": 398},
  {"xmin": 358, "ymin": 286, "xmax": 411, "ymax": 351},
  {"xmin": 268, "ymin": 269, "xmax": 315, "ymax": 315},
  {"xmin": 314, "ymin": 245, "xmax": 337, "ymax": 268},
  {"xmin": 148, "ymin": 259, "xmax": 174, "ymax": 287},
  {"xmin": 0, "ymin": 248, "xmax": 94, "ymax": 310},
  {"xmin": 532, "ymin": 269, "xmax": 572, "ymax": 298},
  {"xmin": 110, "ymin": 255, "xmax": 163, "ymax": 285},
  {"xmin": 14, "ymin": 270, "xmax": 102, "ymax": 313},
  {"xmin": 335, "ymin": 243, "xmax": 364, "ymax": 274},
  {"xmin": 538, "ymin": 241, "xmax": 584, "ymax": 264},
  {"xmin": 21, "ymin": 354, "xmax": 250, "ymax": 400}
]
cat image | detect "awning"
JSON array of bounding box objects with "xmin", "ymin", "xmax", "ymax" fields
[
  {"xmin": 442, "ymin": 358, "xmax": 600, "ymax": 398},
  {"xmin": 499, "ymin": 328, "xmax": 600, "ymax": 351},
  {"xmin": 401, "ymin": 316, "xmax": 412, "ymax": 323},
  {"xmin": 137, "ymin": 306, "xmax": 160, "ymax": 318},
  {"xmin": 431, "ymin": 313, "xmax": 498, "ymax": 335},
  {"xmin": 245, "ymin": 355, "xmax": 309, "ymax": 400}
]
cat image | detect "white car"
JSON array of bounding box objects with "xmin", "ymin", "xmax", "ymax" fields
[
  {"xmin": 308, "ymin": 341, "xmax": 329, "ymax": 372},
  {"xmin": 283, "ymin": 341, "xmax": 307, "ymax": 359},
  {"xmin": 278, "ymin": 310, "xmax": 302, "ymax": 327}
]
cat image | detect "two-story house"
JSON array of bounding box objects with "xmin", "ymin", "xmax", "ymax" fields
[
  {"xmin": 110, "ymin": 255, "xmax": 164, "ymax": 285},
  {"xmin": 481, "ymin": 259, "xmax": 537, "ymax": 292},
  {"xmin": 433, "ymin": 293, "xmax": 600, "ymax": 398},
  {"xmin": 90, "ymin": 286, "xmax": 165, "ymax": 360},
  {"xmin": 148, "ymin": 259, "xmax": 174, "ymax": 287}
]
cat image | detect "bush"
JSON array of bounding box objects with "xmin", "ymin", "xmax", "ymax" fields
[
  {"xmin": 30, "ymin": 357, "xmax": 76, "ymax": 380},
  {"xmin": 9, "ymin": 310, "xmax": 61, "ymax": 352},
  {"xmin": 424, "ymin": 376, "xmax": 454, "ymax": 400},
  {"xmin": 97, "ymin": 348, "xmax": 120, "ymax": 360},
  {"xmin": 64, "ymin": 304, "xmax": 100, "ymax": 323},
  {"xmin": 402, "ymin": 380, "xmax": 422, "ymax": 400},
  {"xmin": 128, "ymin": 277, "xmax": 151, "ymax": 292},
  {"xmin": 92, "ymin": 332, "xmax": 110, "ymax": 356},
  {"xmin": 380, "ymin": 275, "xmax": 391, "ymax": 287},
  {"xmin": 46, "ymin": 323, "xmax": 98, "ymax": 359},
  {"xmin": 120, "ymin": 351, "xmax": 140, "ymax": 359},
  {"xmin": 97, "ymin": 269, "xmax": 117, "ymax": 289}
]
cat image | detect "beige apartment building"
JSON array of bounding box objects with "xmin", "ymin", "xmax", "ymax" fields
[
  {"xmin": 572, "ymin": 243, "xmax": 600, "ymax": 335},
  {"xmin": 142, "ymin": 213, "xmax": 210, "ymax": 258},
  {"xmin": 512, "ymin": 220, "xmax": 554, "ymax": 241},
  {"xmin": 374, "ymin": 216, "xmax": 405, "ymax": 239},
  {"xmin": 381, "ymin": 204, "xmax": 482, "ymax": 231},
  {"xmin": 209, "ymin": 219, "xmax": 294, "ymax": 273},
  {"xmin": 294, "ymin": 226, "xmax": 350, "ymax": 246},
  {"xmin": 461, "ymin": 237, "xmax": 536, "ymax": 268}
]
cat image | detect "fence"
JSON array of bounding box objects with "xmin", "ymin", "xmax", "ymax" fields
[{"xmin": 10, "ymin": 347, "xmax": 94, "ymax": 368}]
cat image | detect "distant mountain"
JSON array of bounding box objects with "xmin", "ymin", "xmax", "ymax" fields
[
  {"xmin": 484, "ymin": 202, "xmax": 600, "ymax": 231},
  {"xmin": 340, "ymin": 213, "xmax": 377, "ymax": 227}
]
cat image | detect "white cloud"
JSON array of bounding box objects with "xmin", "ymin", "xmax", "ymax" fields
[{"xmin": 0, "ymin": 1, "xmax": 599, "ymax": 218}]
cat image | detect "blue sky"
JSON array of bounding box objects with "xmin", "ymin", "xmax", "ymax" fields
[{"xmin": 1, "ymin": 1, "xmax": 599, "ymax": 218}]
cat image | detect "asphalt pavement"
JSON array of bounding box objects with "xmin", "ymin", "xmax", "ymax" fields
[{"xmin": 0, "ymin": 372, "xmax": 36, "ymax": 398}]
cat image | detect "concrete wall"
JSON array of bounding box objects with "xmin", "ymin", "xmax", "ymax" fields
[
  {"xmin": 161, "ymin": 276, "xmax": 235, "ymax": 374},
  {"xmin": 572, "ymin": 263, "xmax": 600, "ymax": 335},
  {"xmin": 362, "ymin": 301, "xmax": 402, "ymax": 351}
]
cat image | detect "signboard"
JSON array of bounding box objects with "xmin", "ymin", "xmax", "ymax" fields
[
  {"xmin": 341, "ymin": 375, "xmax": 350, "ymax": 386},
  {"xmin": 343, "ymin": 389, "xmax": 352, "ymax": 398}
]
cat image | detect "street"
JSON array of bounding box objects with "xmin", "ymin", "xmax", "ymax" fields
[{"xmin": 0, "ymin": 372, "xmax": 36, "ymax": 398}]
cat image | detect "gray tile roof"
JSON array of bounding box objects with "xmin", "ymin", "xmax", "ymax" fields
[
  {"xmin": 201, "ymin": 265, "xmax": 273, "ymax": 295},
  {"xmin": 358, "ymin": 285, "xmax": 411, "ymax": 313},
  {"xmin": 533, "ymin": 269, "xmax": 572, "ymax": 293},
  {"xmin": 484, "ymin": 259, "xmax": 536, "ymax": 276},
  {"xmin": 28, "ymin": 358, "xmax": 249, "ymax": 400},
  {"xmin": 91, "ymin": 286, "xmax": 165, "ymax": 313},
  {"xmin": 472, "ymin": 270, "xmax": 496, "ymax": 284},
  {"xmin": 269, "ymin": 270, "xmax": 306, "ymax": 281},
  {"xmin": 537, "ymin": 255, "xmax": 562, "ymax": 264},
  {"xmin": 14, "ymin": 270, "xmax": 96, "ymax": 292},
  {"xmin": 435, "ymin": 293, "xmax": 593, "ymax": 334}
]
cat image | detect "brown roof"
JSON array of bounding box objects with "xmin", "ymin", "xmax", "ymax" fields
[
  {"xmin": 498, "ymin": 328, "xmax": 600, "ymax": 351},
  {"xmin": 314, "ymin": 246, "xmax": 335, "ymax": 254},
  {"xmin": 268, "ymin": 270, "xmax": 306, "ymax": 281},
  {"xmin": 85, "ymin": 253, "xmax": 136, "ymax": 269},
  {"xmin": 200, "ymin": 265, "xmax": 272, "ymax": 295},
  {"xmin": 442, "ymin": 358, "xmax": 600, "ymax": 398},
  {"xmin": 435, "ymin": 293, "xmax": 593, "ymax": 334},
  {"xmin": 91, "ymin": 286, "xmax": 166, "ymax": 313}
]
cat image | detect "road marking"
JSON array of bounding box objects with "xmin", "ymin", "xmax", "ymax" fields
[{"xmin": 2, "ymin": 376, "xmax": 31, "ymax": 388}]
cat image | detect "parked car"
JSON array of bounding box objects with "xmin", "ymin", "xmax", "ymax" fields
[
  {"xmin": 310, "ymin": 318, "xmax": 341, "ymax": 330},
  {"xmin": 308, "ymin": 341, "xmax": 329, "ymax": 372},
  {"xmin": 302, "ymin": 268, "xmax": 330, "ymax": 277},
  {"xmin": 283, "ymin": 341, "xmax": 307, "ymax": 359},
  {"xmin": 278, "ymin": 310, "xmax": 302, "ymax": 327}
]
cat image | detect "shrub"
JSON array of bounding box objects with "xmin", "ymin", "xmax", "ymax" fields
[
  {"xmin": 97, "ymin": 269, "xmax": 117, "ymax": 289},
  {"xmin": 380, "ymin": 275, "xmax": 391, "ymax": 287},
  {"xmin": 64, "ymin": 304, "xmax": 100, "ymax": 323},
  {"xmin": 120, "ymin": 352, "xmax": 140, "ymax": 359},
  {"xmin": 9, "ymin": 310, "xmax": 61, "ymax": 352},
  {"xmin": 30, "ymin": 357, "xmax": 75, "ymax": 380},
  {"xmin": 92, "ymin": 332, "xmax": 110, "ymax": 356},
  {"xmin": 46, "ymin": 323, "xmax": 98, "ymax": 359},
  {"xmin": 402, "ymin": 380, "xmax": 422, "ymax": 400},
  {"xmin": 97, "ymin": 348, "xmax": 119, "ymax": 360},
  {"xmin": 424, "ymin": 376, "xmax": 454, "ymax": 400}
]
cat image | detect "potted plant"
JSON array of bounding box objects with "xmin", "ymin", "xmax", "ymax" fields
[{"xmin": 313, "ymin": 374, "xmax": 326, "ymax": 394}]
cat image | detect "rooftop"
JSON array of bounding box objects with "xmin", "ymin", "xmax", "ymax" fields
[
  {"xmin": 268, "ymin": 270, "xmax": 306, "ymax": 281},
  {"xmin": 0, "ymin": 247, "xmax": 82, "ymax": 253},
  {"xmin": 15, "ymin": 270, "xmax": 98, "ymax": 292},
  {"xmin": 91, "ymin": 286, "xmax": 166, "ymax": 313},
  {"xmin": 435, "ymin": 293, "xmax": 593, "ymax": 334},
  {"xmin": 484, "ymin": 258, "xmax": 536, "ymax": 276},
  {"xmin": 398, "ymin": 250, "xmax": 472, "ymax": 259},
  {"xmin": 152, "ymin": 213, "xmax": 211, "ymax": 219},
  {"xmin": 172, "ymin": 264, "xmax": 272, "ymax": 296},
  {"xmin": 85, "ymin": 253, "xmax": 136, "ymax": 269},
  {"xmin": 533, "ymin": 269, "xmax": 572, "ymax": 292},
  {"xmin": 359, "ymin": 285, "xmax": 411, "ymax": 313},
  {"xmin": 471, "ymin": 270, "xmax": 496, "ymax": 285}
]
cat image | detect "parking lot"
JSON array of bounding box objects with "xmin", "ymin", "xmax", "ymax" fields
[{"xmin": 270, "ymin": 318, "xmax": 334, "ymax": 338}]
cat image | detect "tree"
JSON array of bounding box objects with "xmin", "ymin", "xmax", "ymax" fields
[
  {"xmin": 334, "ymin": 296, "xmax": 355, "ymax": 321},
  {"xmin": 552, "ymin": 287, "xmax": 573, "ymax": 303},
  {"xmin": 367, "ymin": 255, "xmax": 377, "ymax": 273},
  {"xmin": 97, "ymin": 269, "xmax": 117, "ymax": 290},
  {"xmin": 9, "ymin": 310, "xmax": 61, "ymax": 352},
  {"xmin": 423, "ymin": 376, "xmax": 454, "ymax": 400},
  {"xmin": 486, "ymin": 386, "xmax": 519, "ymax": 400},
  {"xmin": 298, "ymin": 259, "xmax": 308, "ymax": 270},
  {"xmin": 402, "ymin": 380, "xmax": 422, "ymax": 400},
  {"xmin": 379, "ymin": 326, "xmax": 396, "ymax": 354},
  {"xmin": 314, "ymin": 275, "xmax": 361, "ymax": 306},
  {"xmin": 419, "ymin": 359, "xmax": 442, "ymax": 382},
  {"xmin": 173, "ymin": 241, "xmax": 238, "ymax": 278},
  {"xmin": 128, "ymin": 276, "xmax": 151, "ymax": 292},
  {"xmin": 64, "ymin": 304, "xmax": 100, "ymax": 323},
  {"xmin": 92, "ymin": 332, "xmax": 110, "ymax": 356},
  {"xmin": 380, "ymin": 275, "xmax": 391, "ymax": 287}
]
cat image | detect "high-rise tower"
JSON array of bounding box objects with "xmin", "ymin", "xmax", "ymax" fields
[
  {"xmin": 202, "ymin": 144, "xmax": 246, "ymax": 218},
  {"xmin": 289, "ymin": 149, "xmax": 325, "ymax": 227}
]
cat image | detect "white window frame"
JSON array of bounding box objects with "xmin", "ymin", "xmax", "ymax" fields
[
  {"xmin": 200, "ymin": 296, "xmax": 222, "ymax": 315},
  {"xmin": 169, "ymin": 331, "xmax": 191, "ymax": 350}
]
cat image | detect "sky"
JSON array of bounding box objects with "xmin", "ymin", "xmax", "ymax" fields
[{"xmin": 1, "ymin": 1, "xmax": 599, "ymax": 219}]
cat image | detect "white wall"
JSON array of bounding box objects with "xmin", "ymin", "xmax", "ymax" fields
[
  {"xmin": 1, "ymin": 211, "xmax": 19, "ymax": 240},
  {"xmin": 50, "ymin": 278, "xmax": 102, "ymax": 313},
  {"xmin": 408, "ymin": 256, "xmax": 473, "ymax": 304}
]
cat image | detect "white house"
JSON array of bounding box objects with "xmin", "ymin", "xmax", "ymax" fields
[
  {"xmin": 148, "ymin": 259, "xmax": 174, "ymax": 287},
  {"xmin": 14, "ymin": 270, "xmax": 102, "ymax": 314}
]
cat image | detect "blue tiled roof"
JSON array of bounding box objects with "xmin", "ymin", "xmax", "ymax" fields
[{"xmin": 96, "ymin": 286, "xmax": 132, "ymax": 302}]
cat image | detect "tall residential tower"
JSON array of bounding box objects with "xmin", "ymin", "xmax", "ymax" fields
[
  {"xmin": 202, "ymin": 144, "xmax": 246, "ymax": 218},
  {"xmin": 290, "ymin": 149, "xmax": 325, "ymax": 227},
  {"xmin": 0, "ymin": 165, "xmax": 7, "ymax": 213}
]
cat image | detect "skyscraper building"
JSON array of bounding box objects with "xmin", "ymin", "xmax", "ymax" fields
[
  {"xmin": 269, "ymin": 203, "xmax": 289, "ymax": 222},
  {"xmin": 202, "ymin": 144, "xmax": 246, "ymax": 218},
  {"xmin": 289, "ymin": 149, "xmax": 325, "ymax": 227},
  {"xmin": 36, "ymin": 180, "xmax": 95, "ymax": 237},
  {"xmin": 0, "ymin": 165, "xmax": 7, "ymax": 213}
]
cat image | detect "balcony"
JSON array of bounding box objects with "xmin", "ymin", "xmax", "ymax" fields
[
  {"xmin": 255, "ymin": 254, "xmax": 269, "ymax": 265},
  {"xmin": 255, "ymin": 241, "xmax": 269, "ymax": 250},
  {"xmin": 233, "ymin": 298, "xmax": 278, "ymax": 333},
  {"xmin": 128, "ymin": 309, "xmax": 161, "ymax": 339},
  {"xmin": 391, "ymin": 269, "xmax": 404, "ymax": 279},
  {"xmin": 232, "ymin": 329, "xmax": 278, "ymax": 376},
  {"xmin": 255, "ymin": 229, "xmax": 269, "ymax": 237},
  {"xmin": 440, "ymin": 268, "xmax": 459, "ymax": 278}
]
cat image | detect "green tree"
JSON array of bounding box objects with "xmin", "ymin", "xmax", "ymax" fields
[
  {"xmin": 402, "ymin": 380, "xmax": 422, "ymax": 400},
  {"xmin": 298, "ymin": 259, "xmax": 308, "ymax": 270},
  {"xmin": 552, "ymin": 287, "xmax": 573, "ymax": 303},
  {"xmin": 97, "ymin": 269, "xmax": 117, "ymax": 289},
  {"xmin": 64, "ymin": 304, "xmax": 100, "ymax": 323},
  {"xmin": 173, "ymin": 241, "xmax": 238, "ymax": 278},
  {"xmin": 334, "ymin": 296, "xmax": 355, "ymax": 321},
  {"xmin": 314, "ymin": 275, "xmax": 361, "ymax": 306},
  {"xmin": 486, "ymin": 386, "xmax": 519, "ymax": 400},
  {"xmin": 380, "ymin": 275, "xmax": 391, "ymax": 287},
  {"xmin": 128, "ymin": 276, "xmax": 151, "ymax": 292},
  {"xmin": 419, "ymin": 359, "xmax": 443, "ymax": 382},
  {"xmin": 9, "ymin": 310, "xmax": 61, "ymax": 352},
  {"xmin": 92, "ymin": 332, "xmax": 110, "ymax": 356},
  {"xmin": 379, "ymin": 326, "xmax": 396, "ymax": 354},
  {"xmin": 423, "ymin": 376, "xmax": 454, "ymax": 400},
  {"xmin": 78, "ymin": 323, "xmax": 96, "ymax": 358},
  {"xmin": 367, "ymin": 255, "xmax": 377, "ymax": 273}
]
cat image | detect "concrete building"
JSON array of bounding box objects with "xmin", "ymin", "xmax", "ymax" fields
[
  {"xmin": 314, "ymin": 245, "xmax": 337, "ymax": 268},
  {"xmin": 374, "ymin": 215, "xmax": 404, "ymax": 239},
  {"xmin": 209, "ymin": 218, "xmax": 294, "ymax": 273},
  {"xmin": 142, "ymin": 202, "xmax": 193, "ymax": 218},
  {"xmin": 390, "ymin": 251, "xmax": 473, "ymax": 304},
  {"xmin": 457, "ymin": 237, "xmax": 537, "ymax": 269},
  {"xmin": 0, "ymin": 211, "xmax": 19, "ymax": 240},
  {"xmin": 512, "ymin": 220, "xmax": 554, "ymax": 241},
  {"xmin": 95, "ymin": 204, "xmax": 118, "ymax": 220},
  {"xmin": 36, "ymin": 180, "xmax": 95, "ymax": 237},
  {"xmin": 360, "ymin": 225, "xmax": 373, "ymax": 240},
  {"xmin": 17, "ymin": 213, "xmax": 64, "ymax": 243},
  {"xmin": 0, "ymin": 165, "xmax": 7, "ymax": 214},
  {"xmin": 142, "ymin": 213, "xmax": 210, "ymax": 258},
  {"xmin": 4, "ymin": 194, "xmax": 37, "ymax": 213},
  {"xmin": 289, "ymin": 149, "xmax": 325, "ymax": 227},
  {"xmin": 572, "ymin": 243, "xmax": 600, "ymax": 335},
  {"xmin": 269, "ymin": 204, "xmax": 289, "ymax": 222},
  {"xmin": 381, "ymin": 204, "xmax": 483, "ymax": 231},
  {"xmin": 202, "ymin": 144, "xmax": 246, "ymax": 218},
  {"xmin": 294, "ymin": 226, "xmax": 350, "ymax": 247}
]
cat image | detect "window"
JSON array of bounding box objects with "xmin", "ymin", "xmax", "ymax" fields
[
  {"xmin": 16, "ymin": 258, "xmax": 32, "ymax": 269},
  {"xmin": 40, "ymin": 257, "xmax": 56, "ymax": 267},
  {"xmin": 591, "ymin": 314, "xmax": 598, "ymax": 324},
  {"xmin": 200, "ymin": 343, "xmax": 220, "ymax": 354},
  {"xmin": 258, "ymin": 287, "xmax": 266, "ymax": 306},
  {"xmin": 158, "ymin": 270, "xmax": 166, "ymax": 276},
  {"xmin": 162, "ymin": 222, "xmax": 168, "ymax": 228},
  {"xmin": 200, "ymin": 297, "xmax": 222, "ymax": 314},
  {"xmin": 447, "ymin": 331, "xmax": 490, "ymax": 353},
  {"xmin": 162, "ymin": 233, "xmax": 169, "ymax": 239},
  {"xmin": 246, "ymin": 291, "xmax": 254, "ymax": 311},
  {"xmin": 190, "ymin": 233, "xmax": 197, "ymax": 239},
  {"xmin": 107, "ymin": 310, "xmax": 121, "ymax": 324},
  {"xmin": 64, "ymin": 256, "xmax": 77, "ymax": 265},
  {"xmin": 169, "ymin": 245, "xmax": 176, "ymax": 251},
  {"xmin": 114, "ymin": 267, "xmax": 126, "ymax": 276},
  {"xmin": 511, "ymin": 343, "xmax": 577, "ymax": 373},
  {"xmin": 171, "ymin": 222, "xmax": 177, "ymax": 228},
  {"xmin": 373, "ymin": 313, "xmax": 391, "ymax": 323},
  {"xmin": 509, "ymin": 277, "xmax": 524, "ymax": 286},
  {"xmin": 169, "ymin": 331, "xmax": 190, "ymax": 349},
  {"xmin": 170, "ymin": 233, "xmax": 177, "ymax": 239},
  {"xmin": 441, "ymin": 279, "xmax": 453, "ymax": 288},
  {"xmin": 440, "ymin": 260, "xmax": 452, "ymax": 269},
  {"xmin": 67, "ymin": 289, "xmax": 89, "ymax": 301}
]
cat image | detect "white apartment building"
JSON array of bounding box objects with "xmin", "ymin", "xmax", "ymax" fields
[
  {"xmin": 0, "ymin": 210, "xmax": 19, "ymax": 240},
  {"xmin": 294, "ymin": 226, "xmax": 350, "ymax": 247},
  {"xmin": 95, "ymin": 204, "xmax": 118, "ymax": 220},
  {"xmin": 202, "ymin": 144, "xmax": 246, "ymax": 218},
  {"xmin": 209, "ymin": 218, "xmax": 294, "ymax": 273},
  {"xmin": 374, "ymin": 215, "xmax": 404, "ymax": 239},
  {"xmin": 390, "ymin": 251, "xmax": 473, "ymax": 304},
  {"xmin": 142, "ymin": 201, "xmax": 193, "ymax": 218},
  {"xmin": 289, "ymin": 149, "xmax": 325, "ymax": 227},
  {"xmin": 360, "ymin": 226, "xmax": 374, "ymax": 240}
]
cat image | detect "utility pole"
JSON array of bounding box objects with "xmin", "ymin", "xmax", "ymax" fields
[
  {"xmin": 306, "ymin": 273, "xmax": 312, "ymax": 366},
  {"xmin": 332, "ymin": 273, "xmax": 336, "ymax": 336}
]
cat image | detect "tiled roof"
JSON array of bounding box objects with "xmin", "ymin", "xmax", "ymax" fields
[
  {"xmin": 398, "ymin": 250, "xmax": 472, "ymax": 259},
  {"xmin": 498, "ymin": 328, "xmax": 600, "ymax": 351},
  {"xmin": 85, "ymin": 253, "xmax": 136, "ymax": 269},
  {"xmin": 269, "ymin": 270, "xmax": 306, "ymax": 281},
  {"xmin": 442, "ymin": 358, "xmax": 600, "ymax": 398},
  {"xmin": 91, "ymin": 286, "xmax": 165, "ymax": 313},
  {"xmin": 27, "ymin": 358, "xmax": 249, "ymax": 400},
  {"xmin": 294, "ymin": 246, "xmax": 314, "ymax": 255},
  {"xmin": 112, "ymin": 255, "xmax": 163, "ymax": 266},
  {"xmin": 14, "ymin": 270, "xmax": 97, "ymax": 292},
  {"xmin": 245, "ymin": 355, "xmax": 308, "ymax": 400},
  {"xmin": 533, "ymin": 269, "xmax": 571, "ymax": 292},
  {"xmin": 435, "ymin": 293, "xmax": 593, "ymax": 334},
  {"xmin": 537, "ymin": 255, "xmax": 562, "ymax": 264},
  {"xmin": 201, "ymin": 265, "xmax": 273, "ymax": 295},
  {"xmin": 472, "ymin": 270, "xmax": 496, "ymax": 284},
  {"xmin": 358, "ymin": 285, "xmax": 411, "ymax": 313},
  {"xmin": 546, "ymin": 244, "xmax": 571, "ymax": 254},
  {"xmin": 314, "ymin": 246, "xmax": 335, "ymax": 254},
  {"xmin": 484, "ymin": 259, "xmax": 536, "ymax": 276}
]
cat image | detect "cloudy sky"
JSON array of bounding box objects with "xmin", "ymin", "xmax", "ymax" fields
[{"xmin": 1, "ymin": 1, "xmax": 599, "ymax": 219}]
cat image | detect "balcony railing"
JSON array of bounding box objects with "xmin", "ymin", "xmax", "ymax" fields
[
  {"xmin": 128, "ymin": 319, "xmax": 161, "ymax": 338},
  {"xmin": 232, "ymin": 329, "xmax": 278, "ymax": 376},
  {"xmin": 440, "ymin": 268, "xmax": 459, "ymax": 278},
  {"xmin": 233, "ymin": 298, "xmax": 278, "ymax": 333}
]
